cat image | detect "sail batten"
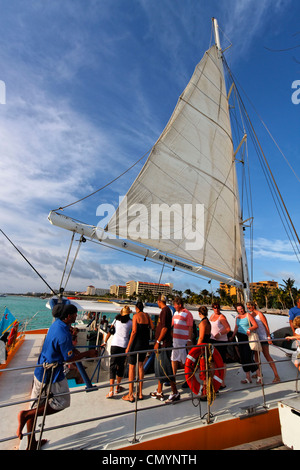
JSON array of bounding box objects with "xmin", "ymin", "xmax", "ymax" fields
[{"xmin": 106, "ymin": 44, "xmax": 244, "ymax": 282}]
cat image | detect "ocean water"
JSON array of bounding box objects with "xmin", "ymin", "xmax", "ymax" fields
[
  {"xmin": 0, "ymin": 296, "xmax": 52, "ymax": 330},
  {"xmin": 0, "ymin": 296, "xmax": 120, "ymax": 331}
]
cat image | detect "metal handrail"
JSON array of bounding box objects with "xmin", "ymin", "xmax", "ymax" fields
[{"xmin": 0, "ymin": 336, "xmax": 299, "ymax": 447}]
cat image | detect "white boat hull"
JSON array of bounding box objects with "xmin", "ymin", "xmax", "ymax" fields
[{"xmin": 278, "ymin": 397, "xmax": 300, "ymax": 450}]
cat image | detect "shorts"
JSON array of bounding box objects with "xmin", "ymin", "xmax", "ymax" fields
[
  {"xmin": 31, "ymin": 376, "xmax": 71, "ymax": 411},
  {"xmin": 110, "ymin": 345, "xmax": 126, "ymax": 379},
  {"xmin": 171, "ymin": 338, "xmax": 188, "ymax": 364},
  {"xmin": 154, "ymin": 349, "xmax": 174, "ymax": 384}
]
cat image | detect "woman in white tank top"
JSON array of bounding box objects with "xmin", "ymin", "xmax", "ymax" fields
[
  {"xmin": 247, "ymin": 301, "xmax": 280, "ymax": 383},
  {"xmin": 210, "ymin": 303, "xmax": 231, "ymax": 388}
]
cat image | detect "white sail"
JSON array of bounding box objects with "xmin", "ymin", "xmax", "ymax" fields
[{"xmin": 107, "ymin": 45, "xmax": 243, "ymax": 283}]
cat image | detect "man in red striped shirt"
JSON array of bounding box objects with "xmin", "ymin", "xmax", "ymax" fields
[{"xmin": 171, "ymin": 297, "xmax": 194, "ymax": 378}]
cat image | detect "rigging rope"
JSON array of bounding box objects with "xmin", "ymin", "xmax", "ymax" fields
[
  {"xmin": 61, "ymin": 235, "xmax": 85, "ymax": 292},
  {"xmin": 223, "ymin": 59, "xmax": 300, "ymax": 263},
  {"xmin": 52, "ymin": 148, "xmax": 151, "ymax": 212},
  {"xmin": 0, "ymin": 228, "xmax": 57, "ymax": 294}
]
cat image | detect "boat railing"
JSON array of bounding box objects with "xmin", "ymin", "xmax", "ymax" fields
[{"xmin": 0, "ymin": 336, "xmax": 299, "ymax": 449}]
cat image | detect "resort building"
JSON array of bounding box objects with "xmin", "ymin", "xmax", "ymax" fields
[
  {"xmin": 110, "ymin": 285, "xmax": 127, "ymax": 297},
  {"xmin": 249, "ymin": 281, "xmax": 278, "ymax": 295},
  {"xmin": 86, "ymin": 285, "xmax": 96, "ymax": 296},
  {"xmin": 219, "ymin": 283, "xmax": 237, "ymax": 297},
  {"xmin": 220, "ymin": 280, "xmax": 278, "ymax": 298},
  {"xmin": 126, "ymin": 281, "xmax": 173, "ymax": 297},
  {"xmin": 95, "ymin": 288, "xmax": 110, "ymax": 296}
]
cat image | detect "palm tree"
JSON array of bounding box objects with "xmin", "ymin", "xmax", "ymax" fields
[
  {"xmin": 273, "ymin": 288, "xmax": 286, "ymax": 310},
  {"xmin": 257, "ymin": 286, "xmax": 271, "ymax": 309},
  {"xmin": 280, "ymin": 278, "xmax": 295, "ymax": 306}
]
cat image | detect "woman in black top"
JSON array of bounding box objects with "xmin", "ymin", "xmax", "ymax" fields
[
  {"xmin": 122, "ymin": 302, "xmax": 154, "ymax": 402},
  {"xmin": 197, "ymin": 306, "xmax": 211, "ymax": 344}
]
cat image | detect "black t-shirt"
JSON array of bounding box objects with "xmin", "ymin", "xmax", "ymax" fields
[{"xmin": 155, "ymin": 306, "xmax": 172, "ymax": 347}]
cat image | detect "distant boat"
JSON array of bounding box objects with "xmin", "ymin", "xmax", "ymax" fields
[{"xmin": 0, "ymin": 294, "xmax": 6, "ymax": 297}]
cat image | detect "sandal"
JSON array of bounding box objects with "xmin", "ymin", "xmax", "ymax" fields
[
  {"xmin": 115, "ymin": 385, "xmax": 125, "ymax": 394},
  {"xmin": 150, "ymin": 391, "xmax": 165, "ymax": 401},
  {"xmin": 106, "ymin": 391, "xmax": 114, "ymax": 398},
  {"xmin": 241, "ymin": 378, "xmax": 252, "ymax": 384}
]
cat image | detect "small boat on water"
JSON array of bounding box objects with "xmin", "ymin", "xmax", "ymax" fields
[{"xmin": 0, "ymin": 18, "xmax": 300, "ymax": 451}]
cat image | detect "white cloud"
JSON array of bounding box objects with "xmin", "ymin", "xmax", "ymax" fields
[
  {"xmin": 248, "ymin": 237, "xmax": 299, "ymax": 262},
  {"xmin": 221, "ymin": 0, "xmax": 292, "ymax": 58}
]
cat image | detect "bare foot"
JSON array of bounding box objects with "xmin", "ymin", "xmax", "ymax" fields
[
  {"xmin": 122, "ymin": 394, "xmax": 134, "ymax": 403},
  {"xmin": 16, "ymin": 410, "xmax": 27, "ymax": 440}
]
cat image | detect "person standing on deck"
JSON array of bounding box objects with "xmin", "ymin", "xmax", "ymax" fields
[
  {"xmin": 210, "ymin": 303, "xmax": 231, "ymax": 388},
  {"xmin": 289, "ymin": 296, "xmax": 300, "ymax": 334},
  {"xmin": 16, "ymin": 304, "xmax": 97, "ymax": 450},
  {"xmin": 229, "ymin": 303, "xmax": 259, "ymax": 385},
  {"xmin": 150, "ymin": 295, "xmax": 180, "ymax": 404},
  {"xmin": 171, "ymin": 297, "xmax": 193, "ymax": 382},
  {"xmin": 246, "ymin": 301, "xmax": 280, "ymax": 383}
]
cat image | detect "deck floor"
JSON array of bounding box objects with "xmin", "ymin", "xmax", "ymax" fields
[{"xmin": 0, "ymin": 334, "xmax": 299, "ymax": 450}]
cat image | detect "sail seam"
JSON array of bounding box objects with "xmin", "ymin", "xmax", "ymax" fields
[{"xmin": 179, "ymin": 96, "xmax": 232, "ymax": 142}]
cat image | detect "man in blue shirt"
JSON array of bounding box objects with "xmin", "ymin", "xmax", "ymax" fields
[
  {"xmin": 289, "ymin": 296, "xmax": 300, "ymax": 334},
  {"xmin": 16, "ymin": 304, "xmax": 97, "ymax": 450}
]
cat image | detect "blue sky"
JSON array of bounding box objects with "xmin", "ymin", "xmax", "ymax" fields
[{"xmin": 0, "ymin": 0, "xmax": 299, "ymax": 295}]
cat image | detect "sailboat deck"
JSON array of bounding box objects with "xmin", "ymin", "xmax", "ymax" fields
[{"xmin": 0, "ymin": 332, "xmax": 299, "ymax": 450}]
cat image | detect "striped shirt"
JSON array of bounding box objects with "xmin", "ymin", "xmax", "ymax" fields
[{"xmin": 172, "ymin": 308, "xmax": 193, "ymax": 341}]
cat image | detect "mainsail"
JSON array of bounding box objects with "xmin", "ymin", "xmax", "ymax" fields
[
  {"xmin": 49, "ymin": 21, "xmax": 249, "ymax": 292},
  {"xmin": 106, "ymin": 44, "xmax": 244, "ymax": 284}
]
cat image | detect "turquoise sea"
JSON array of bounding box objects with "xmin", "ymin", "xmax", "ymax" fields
[
  {"xmin": 0, "ymin": 296, "xmax": 52, "ymax": 330},
  {"xmin": 0, "ymin": 296, "xmax": 120, "ymax": 331}
]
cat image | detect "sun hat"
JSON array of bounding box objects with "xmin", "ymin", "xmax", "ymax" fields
[{"xmin": 121, "ymin": 306, "xmax": 132, "ymax": 316}]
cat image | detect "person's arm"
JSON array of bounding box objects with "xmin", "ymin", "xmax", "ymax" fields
[
  {"xmin": 247, "ymin": 314, "xmax": 258, "ymax": 333},
  {"xmin": 101, "ymin": 331, "xmax": 111, "ymax": 347},
  {"xmin": 197, "ymin": 321, "xmax": 206, "ymax": 345},
  {"xmin": 229, "ymin": 320, "xmax": 238, "ymax": 341},
  {"xmin": 154, "ymin": 327, "xmax": 168, "ymax": 350},
  {"xmin": 289, "ymin": 319, "xmax": 296, "ymax": 335},
  {"xmin": 286, "ymin": 334, "xmax": 300, "ymax": 340},
  {"xmin": 71, "ymin": 348, "xmax": 98, "ymax": 361},
  {"xmin": 187, "ymin": 326, "xmax": 193, "ymax": 346}
]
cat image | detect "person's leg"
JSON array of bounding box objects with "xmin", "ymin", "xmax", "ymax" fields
[
  {"xmin": 262, "ymin": 344, "xmax": 280, "ymax": 382},
  {"xmin": 122, "ymin": 364, "xmax": 135, "ymax": 401},
  {"xmin": 17, "ymin": 404, "xmax": 58, "ymax": 450},
  {"xmin": 138, "ymin": 361, "xmax": 144, "ymax": 398}
]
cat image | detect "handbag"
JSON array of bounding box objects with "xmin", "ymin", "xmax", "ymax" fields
[{"xmin": 248, "ymin": 331, "xmax": 262, "ymax": 351}]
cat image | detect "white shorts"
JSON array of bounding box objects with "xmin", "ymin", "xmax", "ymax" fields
[
  {"xmin": 31, "ymin": 376, "xmax": 71, "ymax": 411},
  {"xmin": 171, "ymin": 338, "xmax": 188, "ymax": 364}
]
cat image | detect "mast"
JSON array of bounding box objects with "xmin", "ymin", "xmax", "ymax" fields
[
  {"xmin": 212, "ymin": 17, "xmax": 251, "ymax": 302},
  {"xmin": 212, "ymin": 17, "xmax": 222, "ymax": 54}
]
